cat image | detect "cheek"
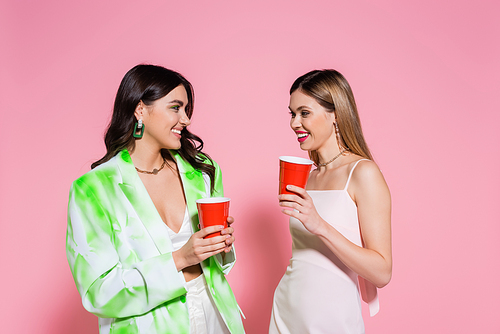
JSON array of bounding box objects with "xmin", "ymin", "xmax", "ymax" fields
[
  {"xmin": 309, "ymin": 120, "xmax": 330, "ymax": 137},
  {"xmin": 170, "ymin": 114, "xmax": 181, "ymax": 125}
]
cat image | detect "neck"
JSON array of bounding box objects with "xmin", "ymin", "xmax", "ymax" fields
[
  {"xmin": 314, "ymin": 138, "xmax": 348, "ymax": 168},
  {"xmin": 129, "ymin": 142, "xmax": 166, "ymax": 170},
  {"xmin": 315, "ymin": 138, "xmax": 341, "ymax": 163},
  {"xmin": 316, "ymin": 149, "xmax": 341, "ymax": 165}
]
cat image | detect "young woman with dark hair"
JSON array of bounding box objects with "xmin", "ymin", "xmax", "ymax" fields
[
  {"xmin": 67, "ymin": 64, "xmax": 245, "ymax": 334},
  {"xmin": 270, "ymin": 70, "xmax": 392, "ymax": 334}
]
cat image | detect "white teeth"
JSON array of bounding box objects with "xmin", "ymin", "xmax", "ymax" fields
[
  {"xmin": 172, "ymin": 129, "xmax": 181, "ymax": 135},
  {"xmin": 297, "ymin": 133, "xmax": 308, "ymax": 138}
]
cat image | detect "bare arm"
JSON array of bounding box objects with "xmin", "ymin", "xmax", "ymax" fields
[{"xmin": 280, "ymin": 161, "xmax": 392, "ymax": 288}]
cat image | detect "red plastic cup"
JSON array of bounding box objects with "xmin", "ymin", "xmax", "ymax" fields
[
  {"xmin": 196, "ymin": 197, "xmax": 230, "ymax": 238},
  {"xmin": 279, "ymin": 156, "xmax": 314, "ymax": 195}
]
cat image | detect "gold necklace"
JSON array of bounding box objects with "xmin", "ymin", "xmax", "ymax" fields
[
  {"xmin": 317, "ymin": 148, "xmax": 348, "ymax": 167},
  {"xmin": 135, "ymin": 159, "xmax": 168, "ymax": 175}
]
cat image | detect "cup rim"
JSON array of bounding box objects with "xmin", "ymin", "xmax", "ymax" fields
[
  {"xmin": 196, "ymin": 197, "xmax": 231, "ymax": 204},
  {"xmin": 279, "ymin": 156, "xmax": 314, "ymax": 165}
]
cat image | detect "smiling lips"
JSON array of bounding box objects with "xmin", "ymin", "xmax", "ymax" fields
[
  {"xmin": 296, "ymin": 131, "xmax": 309, "ymax": 142},
  {"xmin": 171, "ymin": 128, "xmax": 182, "ymax": 137}
]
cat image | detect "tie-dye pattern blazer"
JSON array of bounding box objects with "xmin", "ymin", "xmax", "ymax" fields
[{"xmin": 66, "ymin": 149, "xmax": 245, "ymax": 334}]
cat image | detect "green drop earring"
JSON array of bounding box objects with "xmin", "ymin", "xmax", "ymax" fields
[{"xmin": 133, "ymin": 119, "xmax": 144, "ymax": 138}]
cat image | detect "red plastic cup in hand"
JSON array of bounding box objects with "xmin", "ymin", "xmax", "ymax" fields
[
  {"xmin": 196, "ymin": 197, "xmax": 230, "ymax": 238},
  {"xmin": 279, "ymin": 156, "xmax": 314, "ymax": 195}
]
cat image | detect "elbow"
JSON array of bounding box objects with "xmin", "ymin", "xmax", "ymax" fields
[
  {"xmin": 375, "ymin": 274, "xmax": 391, "ymax": 288},
  {"xmin": 374, "ymin": 267, "xmax": 392, "ymax": 288}
]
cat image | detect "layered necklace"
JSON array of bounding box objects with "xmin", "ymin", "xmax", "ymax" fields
[{"xmin": 317, "ymin": 148, "xmax": 348, "ymax": 167}]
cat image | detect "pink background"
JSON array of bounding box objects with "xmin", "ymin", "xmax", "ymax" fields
[{"xmin": 1, "ymin": 0, "xmax": 499, "ymax": 333}]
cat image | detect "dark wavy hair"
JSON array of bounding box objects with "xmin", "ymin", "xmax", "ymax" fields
[
  {"xmin": 92, "ymin": 64, "xmax": 216, "ymax": 193},
  {"xmin": 291, "ymin": 69, "xmax": 373, "ymax": 163}
]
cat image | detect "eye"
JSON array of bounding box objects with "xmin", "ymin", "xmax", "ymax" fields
[
  {"xmin": 170, "ymin": 105, "xmax": 180, "ymax": 112},
  {"xmin": 301, "ymin": 111, "xmax": 310, "ymax": 117},
  {"xmin": 289, "ymin": 111, "xmax": 296, "ymax": 118}
]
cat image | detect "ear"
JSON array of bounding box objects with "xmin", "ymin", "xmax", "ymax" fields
[
  {"xmin": 326, "ymin": 111, "xmax": 337, "ymax": 127},
  {"xmin": 134, "ymin": 101, "xmax": 145, "ymax": 121}
]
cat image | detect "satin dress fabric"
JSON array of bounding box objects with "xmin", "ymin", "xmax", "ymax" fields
[{"xmin": 270, "ymin": 160, "xmax": 378, "ymax": 334}]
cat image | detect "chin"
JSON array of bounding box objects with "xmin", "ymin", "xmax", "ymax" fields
[
  {"xmin": 299, "ymin": 142, "xmax": 311, "ymax": 151},
  {"xmin": 161, "ymin": 142, "xmax": 182, "ymax": 150}
]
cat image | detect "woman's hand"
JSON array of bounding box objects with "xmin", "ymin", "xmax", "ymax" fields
[
  {"xmin": 279, "ymin": 185, "xmax": 326, "ymax": 235},
  {"xmin": 173, "ymin": 225, "xmax": 228, "ymax": 271},
  {"xmin": 220, "ymin": 216, "xmax": 235, "ymax": 253}
]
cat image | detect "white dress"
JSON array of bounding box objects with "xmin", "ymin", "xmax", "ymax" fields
[{"xmin": 269, "ymin": 160, "xmax": 378, "ymax": 334}]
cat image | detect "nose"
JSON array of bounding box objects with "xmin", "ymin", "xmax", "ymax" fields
[
  {"xmin": 290, "ymin": 115, "xmax": 301, "ymax": 129},
  {"xmin": 179, "ymin": 111, "xmax": 191, "ymax": 127}
]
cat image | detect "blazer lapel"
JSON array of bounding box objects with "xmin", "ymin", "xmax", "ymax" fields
[
  {"xmin": 170, "ymin": 150, "xmax": 208, "ymax": 232},
  {"xmin": 170, "ymin": 151, "xmax": 218, "ymax": 283},
  {"xmin": 116, "ymin": 149, "xmax": 174, "ymax": 254}
]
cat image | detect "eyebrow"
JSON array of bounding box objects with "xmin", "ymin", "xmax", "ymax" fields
[
  {"xmin": 288, "ymin": 105, "xmax": 310, "ymax": 111},
  {"xmin": 168, "ymin": 99, "xmax": 185, "ymax": 106}
]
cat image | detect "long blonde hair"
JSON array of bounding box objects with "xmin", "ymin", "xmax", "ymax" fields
[{"xmin": 290, "ymin": 69, "xmax": 373, "ymax": 164}]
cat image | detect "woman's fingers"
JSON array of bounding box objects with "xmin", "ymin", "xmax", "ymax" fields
[
  {"xmin": 279, "ymin": 201, "xmax": 298, "ymax": 209},
  {"xmin": 220, "ymin": 226, "xmax": 234, "ymax": 236},
  {"xmin": 279, "ymin": 193, "xmax": 308, "ymax": 205},
  {"xmin": 279, "ymin": 196, "xmax": 308, "ymax": 212},
  {"xmin": 196, "ymin": 229, "xmax": 228, "ymax": 249},
  {"xmin": 197, "ymin": 225, "xmax": 224, "ymax": 238},
  {"xmin": 278, "ymin": 193, "xmax": 299, "ymax": 202},
  {"xmin": 281, "ymin": 207, "xmax": 302, "ymax": 220},
  {"xmin": 201, "ymin": 239, "xmax": 227, "ymax": 253},
  {"xmin": 221, "ymin": 216, "xmax": 235, "ymax": 251},
  {"xmin": 225, "ymin": 235, "xmax": 235, "ymax": 247},
  {"xmin": 285, "ymin": 185, "xmax": 308, "ymax": 196},
  {"xmin": 179, "ymin": 228, "xmax": 231, "ymax": 268},
  {"xmin": 279, "ymin": 195, "xmax": 302, "ymax": 208}
]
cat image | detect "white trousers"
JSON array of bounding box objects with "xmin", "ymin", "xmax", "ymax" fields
[{"xmin": 186, "ymin": 274, "xmax": 231, "ymax": 334}]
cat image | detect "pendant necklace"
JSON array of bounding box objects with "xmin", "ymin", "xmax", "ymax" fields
[{"xmin": 135, "ymin": 158, "xmax": 168, "ymax": 175}]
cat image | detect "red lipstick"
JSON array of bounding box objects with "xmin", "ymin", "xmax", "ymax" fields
[{"xmin": 296, "ymin": 131, "xmax": 309, "ymax": 143}]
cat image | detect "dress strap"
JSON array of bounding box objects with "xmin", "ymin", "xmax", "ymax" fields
[{"xmin": 344, "ymin": 159, "xmax": 370, "ymax": 190}]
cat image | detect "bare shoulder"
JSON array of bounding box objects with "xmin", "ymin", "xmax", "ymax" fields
[
  {"xmin": 351, "ymin": 159, "xmax": 384, "ymax": 181},
  {"xmin": 348, "ymin": 159, "xmax": 390, "ymax": 202}
]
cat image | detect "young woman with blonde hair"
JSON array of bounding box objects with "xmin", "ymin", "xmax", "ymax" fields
[{"xmin": 270, "ymin": 70, "xmax": 392, "ymax": 334}]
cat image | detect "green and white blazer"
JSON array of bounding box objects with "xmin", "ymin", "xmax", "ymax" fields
[{"xmin": 66, "ymin": 149, "xmax": 245, "ymax": 334}]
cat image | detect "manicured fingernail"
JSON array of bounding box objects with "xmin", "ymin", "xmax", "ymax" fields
[{"xmin": 286, "ymin": 185, "xmax": 291, "ymax": 189}]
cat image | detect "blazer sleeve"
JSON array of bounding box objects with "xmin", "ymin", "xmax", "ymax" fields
[
  {"xmin": 66, "ymin": 178, "xmax": 187, "ymax": 319},
  {"xmin": 210, "ymin": 161, "xmax": 236, "ymax": 275}
]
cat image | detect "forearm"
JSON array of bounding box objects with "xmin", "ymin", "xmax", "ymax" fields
[
  {"xmin": 173, "ymin": 249, "xmax": 188, "ymax": 271},
  {"xmin": 317, "ymin": 222, "xmax": 392, "ymax": 288},
  {"xmin": 80, "ymin": 252, "xmax": 187, "ymax": 318}
]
